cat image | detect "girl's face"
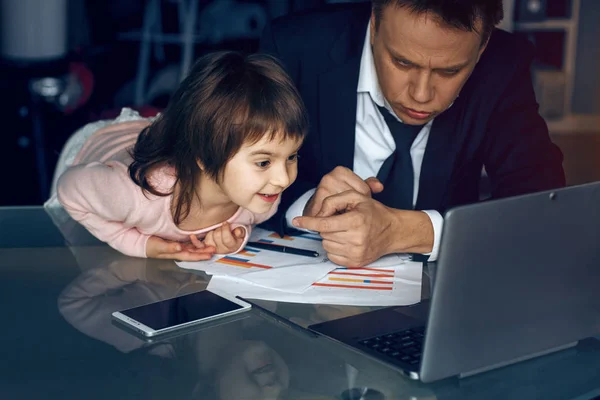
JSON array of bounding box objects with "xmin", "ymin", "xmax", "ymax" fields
[{"xmin": 218, "ymin": 133, "xmax": 302, "ymax": 214}]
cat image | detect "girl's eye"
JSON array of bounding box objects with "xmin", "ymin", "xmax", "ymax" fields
[
  {"xmin": 287, "ymin": 154, "xmax": 299, "ymax": 162},
  {"xmin": 256, "ymin": 160, "xmax": 270, "ymax": 168}
]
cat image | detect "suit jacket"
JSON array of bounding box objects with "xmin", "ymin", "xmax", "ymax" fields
[{"xmin": 259, "ymin": 3, "xmax": 565, "ymax": 233}]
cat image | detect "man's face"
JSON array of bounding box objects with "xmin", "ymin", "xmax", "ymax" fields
[{"xmin": 370, "ymin": 6, "xmax": 488, "ymax": 125}]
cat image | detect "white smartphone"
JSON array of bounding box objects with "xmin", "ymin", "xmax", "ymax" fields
[{"xmin": 111, "ymin": 289, "xmax": 252, "ymax": 337}]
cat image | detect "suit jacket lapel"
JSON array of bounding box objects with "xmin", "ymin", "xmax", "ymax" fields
[
  {"xmin": 318, "ymin": 57, "xmax": 361, "ymax": 172},
  {"xmin": 317, "ymin": 8, "xmax": 369, "ymax": 173},
  {"xmin": 416, "ymin": 100, "xmax": 465, "ymax": 211}
]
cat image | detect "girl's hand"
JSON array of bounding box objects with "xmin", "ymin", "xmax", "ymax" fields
[
  {"xmin": 146, "ymin": 236, "xmax": 216, "ymax": 261},
  {"xmin": 200, "ymin": 222, "xmax": 246, "ymax": 254}
]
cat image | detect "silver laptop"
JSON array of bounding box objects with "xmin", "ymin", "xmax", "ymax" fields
[{"xmin": 309, "ymin": 182, "xmax": 600, "ymax": 382}]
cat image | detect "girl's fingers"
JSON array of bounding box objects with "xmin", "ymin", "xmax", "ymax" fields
[
  {"xmin": 189, "ymin": 234, "xmax": 205, "ymax": 248},
  {"xmin": 220, "ymin": 225, "xmax": 237, "ymax": 248},
  {"xmin": 213, "ymin": 226, "xmax": 224, "ymax": 248},
  {"xmin": 182, "ymin": 242, "xmax": 215, "ymax": 254},
  {"xmin": 233, "ymin": 227, "xmax": 245, "ymax": 239},
  {"xmin": 204, "ymin": 231, "xmax": 216, "ymax": 248},
  {"xmin": 173, "ymin": 251, "xmax": 214, "ymax": 261},
  {"xmin": 167, "ymin": 241, "xmax": 182, "ymax": 253}
]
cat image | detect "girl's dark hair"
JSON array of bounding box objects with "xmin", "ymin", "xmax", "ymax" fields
[
  {"xmin": 129, "ymin": 51, "xmax": 308, "ymax": 225},
  {"xmin": 372, "ymin": 0, "xmax": 504, "ymax": 45}
]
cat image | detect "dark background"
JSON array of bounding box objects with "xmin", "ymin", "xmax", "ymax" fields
[{"xmin": 0, "ymin": 0, "xmax": 598, "ymax": 207}]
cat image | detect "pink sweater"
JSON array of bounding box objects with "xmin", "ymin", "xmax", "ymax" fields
[{"xmin": 57, "ymin": 120, "xmax": 279, "ymax": 258}]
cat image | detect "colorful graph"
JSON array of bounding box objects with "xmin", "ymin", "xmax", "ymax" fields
[
  {"xmin": 312, "ymin": 268, "xmax": 395, "ymax": 291},
  {"xmin": 238, "ymin": 247, "xmax": 260, "ymax": 257},
  {"xmin": 216, "ymin": 254, "xmax": 271, "ymax": 270},
  {"xmin": 268, "ymin": 233, "xmax": 294, "ymax": 241}
]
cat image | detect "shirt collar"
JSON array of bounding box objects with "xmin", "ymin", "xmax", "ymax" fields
[{"xmin": 357, "ymin": 21, "xmax": 386, "ymax": 106}]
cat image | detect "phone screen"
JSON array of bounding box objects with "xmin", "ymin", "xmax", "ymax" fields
[{"xmin": 120, "ymin": 290, "xmax": 244, "ymax": 331}]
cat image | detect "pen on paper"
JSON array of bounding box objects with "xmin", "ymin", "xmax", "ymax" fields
[{"xmin": 246, "ymin": 241, "xmax": 320, "ymax": 258}]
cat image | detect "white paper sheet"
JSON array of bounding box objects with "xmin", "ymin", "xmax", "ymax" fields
[
  {"xmin": 207, "ymin": 259, "xmax": 423, "ymax": 306},
  {"xmin": 177, "ymin": 228, "xmax": 335, "ymax": 291},
  {"xmin": 177, "ymin": 228, "xmax": 423, "ymax": 306}
]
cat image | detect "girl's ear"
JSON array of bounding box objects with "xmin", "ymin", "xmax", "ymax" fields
[{"xmin": 196, "ymin": 159, "xmax": 205, "ymax": 171}]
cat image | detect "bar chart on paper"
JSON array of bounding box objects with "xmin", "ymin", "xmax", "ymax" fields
[
  {"xmin": 313, "ymin": 267, "xmax": 397, "ymax": 291},
  {"xmin": 178, "ymin": 227, "xmax": 423, "ymax": 305},
  {"xmin": 208, "ymin": 255, "xmax": 423, "ymax": 306},
  {"xmin": 177, "ymin": 228, "xmax": 327, "ymax": 276}
]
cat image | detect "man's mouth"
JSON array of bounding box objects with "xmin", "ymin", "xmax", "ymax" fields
[
  {"xmin": 258, "ymin": 193, "xmax": 280, "ymax": 203},
  {"xmin": 399, "ymin": 105, "xmax": 433, "ymax": 121}
]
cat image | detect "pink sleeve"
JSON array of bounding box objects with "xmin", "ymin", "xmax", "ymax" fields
[{"xmin": 57, "ymin": 162, "xmax": 150, "ymax": 258}]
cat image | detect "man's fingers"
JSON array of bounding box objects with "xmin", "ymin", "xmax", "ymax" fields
[
  {"xmin": 316, "ymin": 190, "xmax": 364, "ymax": 217},
  {"xmin": 328, "ymin": 167, "xmax": 371, "ymax": 196},
  {"xmin": 292, "ymin": 212, "xmax": 353, "ymax": 233},
  {"xmin": 365, "ymin": 177, "xmax": 384, "ymax": 194},
  {"xmin": 327, "ymin": 253, "xmax": 366, "ymax": 268}
]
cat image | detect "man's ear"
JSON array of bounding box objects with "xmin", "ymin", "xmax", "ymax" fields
[
  {"xmin": 370, "ymin": 11, "xmax": 376, "ymax": 46},
  {"xmin": 476, "ymin": 37, "xmax": 490, "ymax": 63},
  {"xmin": 196, "ymin": 159, "xmax": 205, "ymax": 171}
]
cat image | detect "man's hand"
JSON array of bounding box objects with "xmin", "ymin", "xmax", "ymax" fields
[
  {"xmin": 200, "ymin": 222, "xmax": 246, "ymax": 254},
  {"xmin": 304, "ymin": 166, "xmax": 383, "ymax": 217},
  {"xmin": 146, "ymin": 236, "xmax": 216, "ymax": 261},
  {"xmin": 293, "ymin": 190, "xmax": 434, "ymax": 268}
]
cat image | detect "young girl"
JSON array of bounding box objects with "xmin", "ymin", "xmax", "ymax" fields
[{"xmin": 55, "ymin": 51, "xmax": 308, "ymax": 261}]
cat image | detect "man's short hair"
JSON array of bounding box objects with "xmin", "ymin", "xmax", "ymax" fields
[{"xmin": 372, "ymin": 0, "xmax": 504, "ymax": 45}]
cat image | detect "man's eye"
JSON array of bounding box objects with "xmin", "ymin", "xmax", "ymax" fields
[
  {"xmin": 441, "ymin": 69, "xmax": 460, "ymax": 76},
  {"xmin": 287, "ymin": 154, "xmax": 299, "ymax": 162},
  {"xmin": 394, "ymin": 59, "xmax": 411, "ymax": 67},
  {"xmin": 256, "ymin": 160, "xmax": 270, "ymax": 168}
]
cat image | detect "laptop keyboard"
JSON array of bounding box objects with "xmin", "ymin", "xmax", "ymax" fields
[{"xmin": 358, "ymin": 326, "xmax": 425, "ymax": 369}]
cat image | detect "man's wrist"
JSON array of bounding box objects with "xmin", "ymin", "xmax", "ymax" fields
[{"xmin": 388, "ymin": 209, "xmax": 435, "ymax": 254}]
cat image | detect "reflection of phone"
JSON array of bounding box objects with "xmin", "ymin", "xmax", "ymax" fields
[{"xmin": 111, "ymin": 290, "xmax": 251, "ymax": 337}]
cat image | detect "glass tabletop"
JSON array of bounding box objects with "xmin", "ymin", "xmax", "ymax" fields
[{"xmin": 1, "ymin": 206, "xmax": 599, "ymax": 399}]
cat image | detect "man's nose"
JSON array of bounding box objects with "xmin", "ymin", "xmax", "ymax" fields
[{"xmin": 409, "ymin": 71, "xmax": 433, "ymax": 104}]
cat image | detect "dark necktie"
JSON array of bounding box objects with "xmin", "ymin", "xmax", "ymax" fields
[{"xmin": 373, "ymin": 105, "xmax": 423, "ymax": 210}]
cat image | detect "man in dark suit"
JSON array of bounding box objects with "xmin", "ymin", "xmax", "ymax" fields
[{"xmin": 260, "ymin": 0, "xmax": 565, "ymax": 267}]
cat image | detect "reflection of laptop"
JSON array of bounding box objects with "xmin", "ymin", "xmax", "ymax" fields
[{"xmin": 309, "ymin": 182, "xmax": 600, "ymax": 382}]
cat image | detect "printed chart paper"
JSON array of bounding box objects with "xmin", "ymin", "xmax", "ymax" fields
[
  {"xmin": 177, "ymin": 228, "xmax": 423, "ymax": 306},
  {"xmin": 208, "ymin": 256, "xmax": 423, "ymax": 306}
]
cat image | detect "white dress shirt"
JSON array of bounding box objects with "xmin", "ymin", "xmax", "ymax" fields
[{"xmin": 286, "ymin": 22, "xmax": 443, "ymax": 261}]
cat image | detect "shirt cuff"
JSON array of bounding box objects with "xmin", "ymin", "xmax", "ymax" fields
[
  {"xmin": 285, "ymin": 188, "xmax": 316, "ymax": 232},
  {"xmin": 420, "ymin": 210, "xmax": 444, "ymax": 262}
]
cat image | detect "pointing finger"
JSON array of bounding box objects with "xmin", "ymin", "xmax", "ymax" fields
[{"xmin": 292, "ymin": 212, "xmax": 353, "ymax": 233}]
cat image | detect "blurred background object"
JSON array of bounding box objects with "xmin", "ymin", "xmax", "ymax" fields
[{"xmin": 0, "ymin": 0, "xmax": 599, "ymax": 206}]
